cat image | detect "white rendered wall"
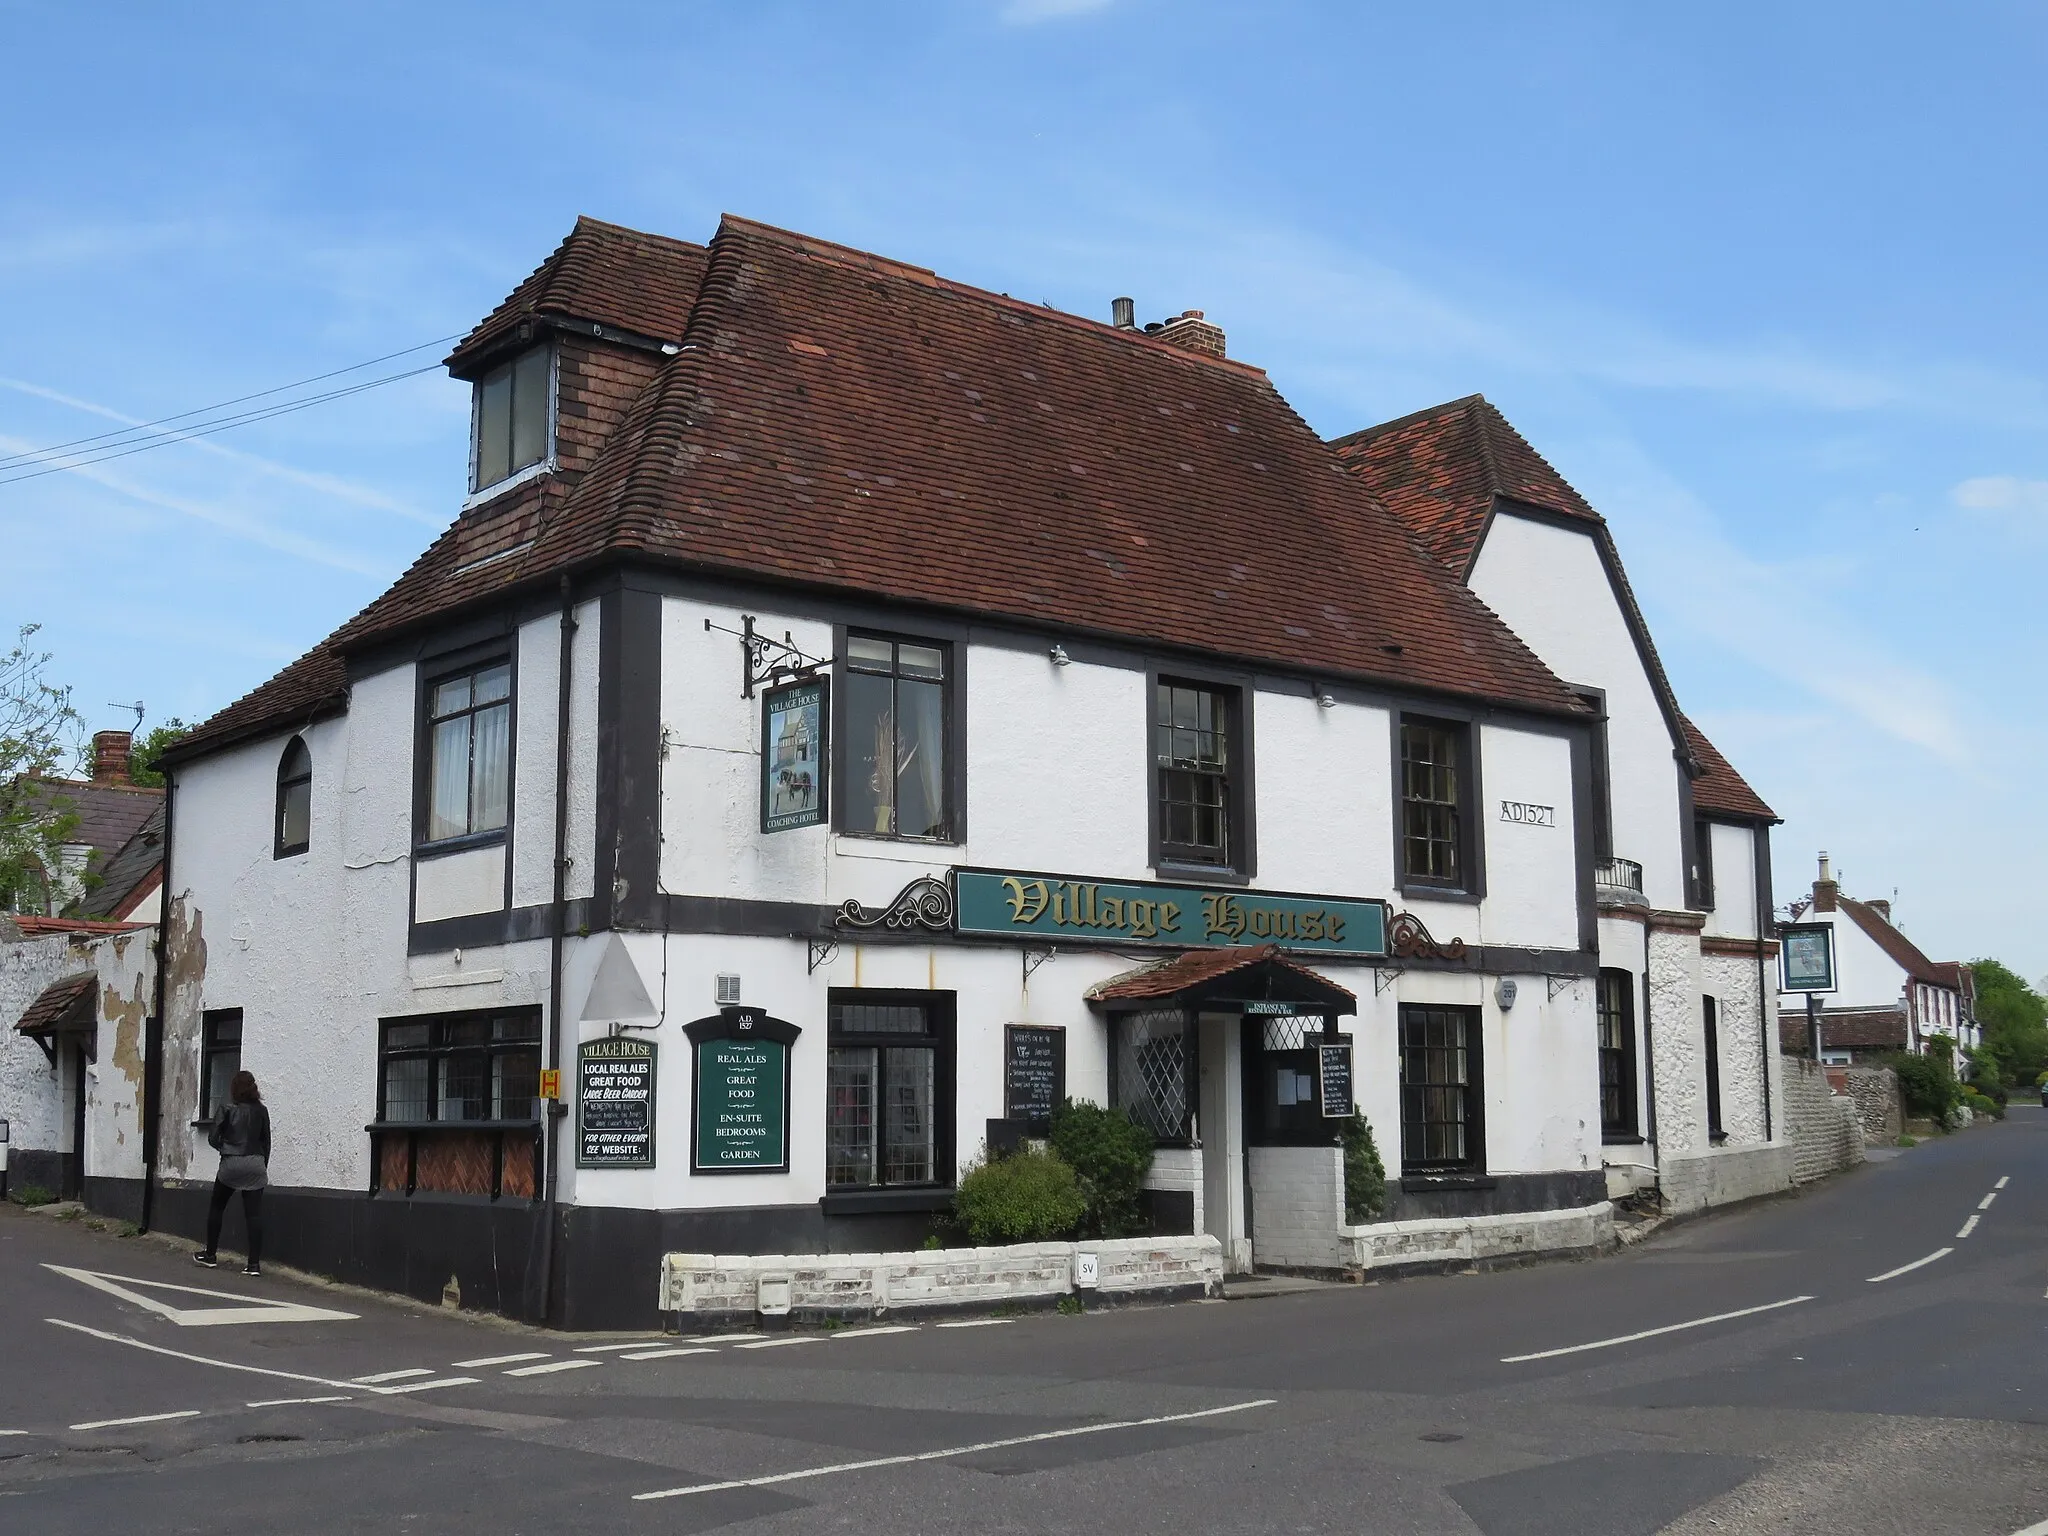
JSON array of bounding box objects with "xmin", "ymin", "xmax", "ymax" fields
[
  {"xmin": 1702, "ymin": 951, "xmax": 1773, "ymax": 1145},
  {"xmin": 0, "ymin": 932, "xmax": 76, "ymax": 1156},
  {"xmin": 512, "ymin": 600, "xmax": 601, "ymax": 906},
  {"xmin": 1701, "ymin": 822, "xmax": 1759, "ymax": 940},
  {"xmin": 1468, "ymin": 513, "xmax": 1687, "ymax": 911},
  {"xmin": 1647, "ymin": 928, "xmax": 1708, "ymax": 1156}
]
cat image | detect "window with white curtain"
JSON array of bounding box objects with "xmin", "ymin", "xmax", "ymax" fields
[
  {"xmin": 840, "ymin": 632, "xmax": 951, "ymax": 840},
  {"xmin": 425, "ymin": 660, "xmax": 511, "ymax": 843}
]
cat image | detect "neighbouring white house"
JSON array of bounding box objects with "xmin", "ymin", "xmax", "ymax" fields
[
  {"xmin": 64, "ymin": 216, "xmax": 1783, "ymax": 1327},
  {"xmin": 1333, "ymin": 397, "xmax": 1788, "ymax": 1217},
  {"xmin": 1777, "ymin": 853, "xmax": 1975, "ymax": 1065}
]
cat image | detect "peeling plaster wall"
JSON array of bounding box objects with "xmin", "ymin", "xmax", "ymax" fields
[
  {"xmin": 87, "ymin": 929, "xmax": 153, "ymax": 1182},
  {"xmin": 0, "ymin": 930, "xmax": 76, "ymax": 1157}
]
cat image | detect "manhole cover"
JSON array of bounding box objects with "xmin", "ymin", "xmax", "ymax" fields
[
  {"xmin": 236, "ymin": 1434, "xmax": 304, "ymax": 1444},
  {"xmin": 1420, "ymin": 1432, "xmax": 1465, "ymax": 1443}
]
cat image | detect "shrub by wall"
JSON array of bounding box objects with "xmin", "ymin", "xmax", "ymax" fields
[
  {"xmin": 1342, "ymin": 1112, "xmax": 1386, "ymax": 1223},
  {"xmin": 1887, "ymin": 1050, "xmax": 1962, "ymax": 1124},
  {"xmin": 953, "ymin": 1147, "xmax": 1088, "ymax": 1244},
  {"xmin": 1049, "ymin": 1099, "xmax": 1154, "ymax": 1239}
]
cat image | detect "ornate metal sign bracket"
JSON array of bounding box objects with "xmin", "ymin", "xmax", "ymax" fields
[
  {"xmin": 1022, "ymin": 945, "xmax": 1055, "ymax": 987},
  {"xmin": 705, "ymin": 614, "xmax": 830, "ymax": 699},
  {"xmin": 1547, "ymin": 974, "xmax": 1578, "ymax": 1002},
  {"xmin": 834, "ymin": 874, "xmax": 955, "ymax": 935},
  {"xmin": 1373, "ymin": 965, "xmax": 1404, "ymax": 995},
  {"xmin": 1388, "ymin": 911, "xmax": 1469, "ymax": 963}
]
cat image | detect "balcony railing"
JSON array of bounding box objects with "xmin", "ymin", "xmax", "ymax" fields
[{"xmin": 1595, "ymin": 857, "xmax": 1645, "ymax": 896}]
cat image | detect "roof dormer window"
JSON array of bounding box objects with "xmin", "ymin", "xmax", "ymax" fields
[{"xmin": 471, "ymin": 345, "xmax": 552, "ymax": 493}]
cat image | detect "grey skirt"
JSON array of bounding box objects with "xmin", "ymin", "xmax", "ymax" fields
[{"xmin": 216, "ymin": 1154, "xmax": 268, "ymax": 1191}]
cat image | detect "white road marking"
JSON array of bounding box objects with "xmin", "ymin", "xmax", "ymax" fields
[
  {"xmin": 833, "ymin": 1325, "xmax": 919, "ymax": 1338},
  {"xmin": 246, "ymin": 1396, "xmax": 352, "ymax": 1407},
  {"xmin": 687, "ymin": 1333, "xmax": 759, "ymax": 1343},
  {"xmin": 452, "ymin": 1353, "xmax": 549, "ymax": 1368},
  {"xmin": 1959, "ymin": 1215, "xmax": 1982, "ymax": 1239},
  {"xmin": 504, "ymin": 1359, "xmax": 602, "ymax": 1376},
  {"xmin": 352, "ymin": 1368, "xmax": 434, "ymax": 1383},
  {"xmin": 1997, "ymin": 1176, "xmax": 2012, "ymax": 1190},
  {"xmin": 621, "ymin": 1347, "xmax": 714, "ymax": 1361},
  {"xmin": 632, "ymin": 1398, "xmax": 1280, "ymax": 1501},
  {"xmin": 1867, "ymin": 1248, "xmax": 1953, "ymax": 1282},
  {"xmin": 1980, "ymin": 1193, "xmax": 1999, "ymax": 1210},
  {"xmin": 46, "ymin": 1318, "xmax": 465, "ymax": 1398},
  {"xmin": 1500, "ymin": 1296, "xmax": 1814, "ymax": 1363},
  {"xmin": 0, "ymin": 1430, "xmax": 31, "ymax": 1436},
  {"xmin": 733, "ymin": 1336, "xmax": 821, "ymax": 1350},
  {"xmin": 572, "ymin": 1343, "xmax": 654, "ymax": 1353},
  {"xmin": 372, "ymin": 1377, "xmax": 479, "ymax": 1394},
  {"xmin": 2008, "ymin": 1518, "xmax": 2048, "ymax": 1536},
  {"xmin": 70, "ymin": 1410, "xmax": 202, "ymax": 1431},
  {"xmin": 44, "ymin": 1265, "xmax": 357, "ymax": 1327},
  {"xmin": 935, "ymin": 1319, "xmax": 1010, "ymax": 1329}
]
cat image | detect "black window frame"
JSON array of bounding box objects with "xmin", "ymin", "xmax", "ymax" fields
[
  {"xmin": 1704, "ymin": 994, "xmax": 1726, "ymax": 1142},
  {"xmin": 833, "ymin": 630, "xmax": 960, "ymax": 844},
  {"xmin": 1145, "ymin": 665, "xmax": 1256, "ymax": 881},
  {"xmin": 1690, "ymin": 815, "xmax": 1717, "ymax": 910},
  {"xmin": 1397, "ymin": 714, "xmax": 1481, "ymax": 897},
  {"xmin": 1571, "ymin": 687, "xmax": 1613, "ymax": 862},
  {"xmin": 374, "ymin": 1008, "xmax": 543, "ymax": 1127},
  {"xmin": 1152, "ymin": 677, "xmax": 1240, "ymax": 871},
  {"xmin": 468, "ymin": 343, "xmax": 554, "ymax": 495},
  {"xmin": 824, "ymin": 989, "xmax": 957, "ymax": 1195},
  {"xmin": 1398, "ymin": 1003, "xmax": 1485, "ymax": 1174},
  {"xmin": 415, "ymin": 650, "xmax": 516, "ymax": 854},
  {"xmin": 1597, "ymin": 967, "xmax": 1640, "ymax": 1142},
  {"xmin": 199, "ymin": 1009, "xmax": 243, "ymax": 1120},
  {"xmin": 274, "ymin": 736, "xmax": 312, "ymax": 860}
]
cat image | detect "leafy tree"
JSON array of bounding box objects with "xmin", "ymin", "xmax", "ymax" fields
[
  {"xmin": 1969, "ymin": 959, "xmax": 2048, "ymax": 1089},
  {"xmin": 0, "ymin": 624, "xmax": 84, "ymax": 914},
  {"xmin": 128, "ymin": 717, "xmax": 190, "ymax": 788}
]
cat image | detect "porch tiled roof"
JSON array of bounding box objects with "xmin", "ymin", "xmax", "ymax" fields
[
  {"xmin": 14, "ymin": 972, "xmax": 95, "ymax": 1038},
  {"xmin": 1085, "ymin": 943, "xmax": 1355, "ymax": 1004}
]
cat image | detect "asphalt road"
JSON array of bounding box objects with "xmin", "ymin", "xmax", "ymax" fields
[{"xmin": 3, "ymin": 1110, "xmax": 2045, "ymax": 1535}]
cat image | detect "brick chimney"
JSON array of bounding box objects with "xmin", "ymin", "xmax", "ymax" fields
[
  {"xmin": 1151, "ymin": 309, "xmax": 1226, "ymax": 359},
  {"xmin": 1811, "ymin": 851, "xmax": 1837, "ymax": 914},
  {"xmin": 1865, "ymin": 898, "xmax": 1891, "ymax": 923},
  {"xmin": 92, "ymin": 729, "xmax": 133, "ymax": 786}
]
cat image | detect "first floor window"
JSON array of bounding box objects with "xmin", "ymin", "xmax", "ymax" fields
[
  {"xmin": 200, "ymin": 1009, "xmax": 243, "ymax": 1119},
  {"xmin": 826, "ymin": 992, "xmax": 952, "ymax": 1188},
  {"xmin": 1597, "ymin": 968, "xmax": 1639, "ymax": 1140},
  {"xmin": 275, "ymin": 737, "xmax": 311, "ymax": 858},
  {"xmin": 842, "ymin": 633, "xmax": 952, "ymax": 840},
  {"xmin": 1399, "ymin": 1004, "xmax": 1482, "ymax": 1172},
  {"xmin": 378, "ymin": 1010, "xmax": 541, "ymax": 1125},
  {"xmin": 425, "ymin": 660, "xmax": 511, "ymax": 843},
  {"xmin": 1400, "ymin": 718, "xmax": 1466, "ymax": 886},
  {"xmin": 1704, "ymin": 995, "xmax": 1725, "ymax": 1141},
  {"xmin": 1691, "ymin": 816, "xmax": 1717, "ymax": 909},
  {"xmin": 1155, "ymin": 680, "xmax": 1235, "ymax": 867}
]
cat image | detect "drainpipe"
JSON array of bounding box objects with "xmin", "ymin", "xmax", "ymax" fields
[
  {"xmin": 1640, "ymin": 916, "xmax": 1658, "ymax": 1157},
  {"xmin": 1752, "ymin": 838, "xmax": 1774, "ymax": 1141},
  {"xmin": 536, "ymin": 578, "xmax": 577, "ymax": 1326},
  {"xmin": 140, "ymin": 773, "xmax": 174, "ymax": 1234}
]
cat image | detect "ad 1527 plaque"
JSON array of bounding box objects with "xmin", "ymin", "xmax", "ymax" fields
[
  {"xmin": 683, "ymin": 1006, "xmax": 802, "ymax": 1174},
  {"xmin": 1004, "ymin": 1025, "xmax": 1066, "ymax": 1132},
  {"xmin": 577, "ymin": 1037, "xmax": 657, "ymax": 1168}
]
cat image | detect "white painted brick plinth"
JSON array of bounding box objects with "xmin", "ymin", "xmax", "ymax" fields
[
  {"xmin": 1658, "ymin": 1143, "xmax": 1795, "ymax": 1216},
  {"xmin": 1341, "ymin": 1201, "xmax": 1614, "ymax": 1274}
]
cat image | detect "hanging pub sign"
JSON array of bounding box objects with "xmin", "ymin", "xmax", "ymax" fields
[
  {"xmin": 1779, "ymin": 922, "xmax": 1837, "ymax": 993},
  {"xmin": 1318, "ymin": 1042, "xmax": 1354, "ymax": 1119},
  {"xmin": 953, "ymin": 868, "xmax": 1388, "ymax": 957},
  {"xmin": 684, "ymin": 1005, "xmax": 801, "ymax": 1173},
  {"xmin": 1004, "ymin": 1025, "xmax": 1066, "ymax": 1133},
  {"xmin": 761, "ymin": 678, "xmax": 828, "ymax": 833},
  {"xmin": 576, "ymin": 1037, "xmax": 657, "ymax": 1168}
]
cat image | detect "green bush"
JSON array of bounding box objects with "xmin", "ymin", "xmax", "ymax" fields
[
  {"xmin": 1342, "ymin": 1112, "xmax": 1387, "ymax": 1223},
  {"xmin": 1886, "ymin": 1050, "xmax": 1962, "ymax": 1124},
  {"xmin": 7, "ymin": 1184, "xmax": 56, "ymax": 1207},
  {"xmin": 953, "ymin": 1146, "xmax": 1087, "ymax": 1245},
  {"xmin": 1049, "ymin": 1099, "xmax": 1155, "ymax": 1239},
  {"xmin": 1963, "ymin": 1088, "xmax": 2005, "ymax": 1121}
]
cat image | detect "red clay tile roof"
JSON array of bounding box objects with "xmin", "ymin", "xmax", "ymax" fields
[
  {"xmin": 6, "ymin": 916, "xmax": 146, "ymax": 937},
  {"xmin": 1835, "ymin": 896, "xmax": 1967, "ymax": 991},
  {"xmin": 75, "ymin": 800, "xmax": 165, "ymax": 920},
  {"xmin": 174, "ymin": 216, "xmax": 1587, "ymax": 764},
  {"xmin": 158, "ymin": 641, "xmax": 349, "ymax": 767},
  {"xmin": 447, "ymin": 216, "xmax": 710, "ymax": 372},
  {"xmin": 13, "ymin": 971, "xmax": 96, "ymax": 1037},
  {"xmin": 1085, "ymin": 943, "xmax": 1356, "ymax": 1004},
  {"xmin": 1679, "ymin": 714, "xmax": 1777, "ymax": 822},
  {"xmin": 26, "ymin": 777, "xmax": 161, "ymax": 861},
  {"xmin": 1780, "ymin": 1004, "xmax": 1906, "ymax": 1052}
]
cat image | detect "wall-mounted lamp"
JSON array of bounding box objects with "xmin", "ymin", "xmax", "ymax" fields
[
  {"xmin": 1049, "ymin": 644, "xmax": 1072, "ymax": 667},
  {"xmin": 1315, "ymin": 690, "xmax": 1337, "ymax": 709}
]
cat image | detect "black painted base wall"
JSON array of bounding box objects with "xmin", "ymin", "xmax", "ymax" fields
[
  {"xmin": 5, "ymin": 1150, "xmax": 68, "ymax": 1200},
  {"xmin": 1383, "ymin": 1170, "xmax": 1606, "ymax": 1222}
]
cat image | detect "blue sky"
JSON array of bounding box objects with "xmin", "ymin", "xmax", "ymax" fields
[{"xmin": 4, "ymin": 2, "xmax": 2044, "ymax": 972}]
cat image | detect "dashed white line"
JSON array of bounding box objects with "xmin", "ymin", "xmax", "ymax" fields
[
  {"xmin": 373, "ymin": 1377, "xmax": 479, "ymax": 1394},
  {"xmin": 936, "ymin": 1319, "xmax": 1011, "ymax": 1329},
  {"xmin": 734, "ymin": 1336, "xmax": 822, "ymax": 1350},
  {"xmin": 1959, "ymin": 1214, "xmax": 1982, "ymax": 1239},
  {"xmin": 71, "ymin": 1410, "xmax": 202, "ymax": 1431},
  {"xmin": 1979, "ymin": 1193, "xmax": 1999, "ymax": 1211},
  {"xmin": 1867, "ymin": 1248, "xmax": 1953, "ymax": 1282},
  {"xmin": 352, "ymin": 1368, "xmax": 434, "ymax": 1384},
  {"xmin": 632, "ymin": 1398, "xmax": 1279, "ymax": 1501},
  {"xmin": 620, "ymin": 1347, "xmax": 714, "ymax": 1362},
  {"xmin": 573, "ymin": 1343, "xmax": 654, "ymax": 1354},
  {"xmin": 504, "ymin": 1359, "xmax": 602, "ymax": 1377},
  {"xmin": 246, "ymin": 1396, "xmax": 352, "ymax": 1408},
  {"xmin": 2007, "ymin": 1517, "xmax": 2048, "ymax": 1536},
  {"xmin": 452, "ymin": 1353, "xmax": 549, "ymax": 1369},
  {"xmin": 1996, "ymin": 1176, "xmax": 2011, "ymax": 1190},
  {"xmin": 833, "ymin": 1325, "xmax": 920, "ymax": 1339},
  {"xmin": 1501, "ymin": 1296, "xmax": 1814, "ymax": 1363},
  {"xmin": 0, "ymin": 1430, "xmax": 31, "ymax": 1437},
  {"xmin": 687, "ymin": 1333, "xmax": 760, "ymax": 1343}
]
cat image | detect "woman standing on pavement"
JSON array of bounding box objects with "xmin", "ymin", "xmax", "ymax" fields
[{"xmin": 194, "ymin": 1070, "xmax": 270, "ymax": 1276}]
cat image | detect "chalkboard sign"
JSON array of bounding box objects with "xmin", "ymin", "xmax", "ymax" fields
[
  {"xmin": 577, "ymin": 1037, "xmax": 657, "ymax": 1167},
  {"xmin": 1004, "ymin": 1025, "xmax": 1066, "ymax": 1132},
  {"xmin": 1318, "ymin": 1042, "xmax": 1353, "ymax": 1120},
  {"xmin": 683, "ymin": 1006, "xmax": 801, "ymax": 1174}
]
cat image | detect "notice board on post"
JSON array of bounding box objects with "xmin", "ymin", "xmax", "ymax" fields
[
  {"xmin": 1317, "ymin": 1041, "xmax": 1354, "ymax": 1119},
  {"xmin": 577, "ymin": 1037, "xmax": 657, "ymax": 1168},
  {"xmin": 1003, "ymin": 1025, "xmax": 1066, "ymax": 1133},
  {"xmin": 683, "ymin": 1006, "xmax": 801, "ymax": 1174}
]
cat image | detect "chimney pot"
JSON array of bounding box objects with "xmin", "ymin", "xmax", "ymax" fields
[
  {"xmin": 1812, "ymin": 849, "xmax": 1838, "ymax": 913},
  {"xmin": 92, "ymin": 730, "xmax": 134, "ymax": 786},
  {"xmin": 1154, "ymin": 308, "xmax": 1226, "ymax": 359},
  {"xmin": 1110, "ymin": 296, "xmax": 1136, "ymax": 330}
]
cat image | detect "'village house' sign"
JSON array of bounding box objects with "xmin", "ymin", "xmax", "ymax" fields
[{"xmin": 951, "ymin": 869, "xmax": 1390, "ymax": 956}]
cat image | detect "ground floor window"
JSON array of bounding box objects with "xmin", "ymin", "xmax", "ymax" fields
[
  {"xmin": 199, "ymin": 1009, "xmax": 243, "ymax": 1119},
  {"xmin": 1597, "ymin": 968, "xmax": 1639, "ymax": 1140},
  {"xmin": 1112, "ymin": 1007, "xmax": 1195, "ymax": 1144},
  {"xmin": 826, "ymin": 990, "xmax": 954, "ymax": 1189},
  {"xmin": 1399, "ymin": 1004, "xmax": 1482, "ymax": 1172},
  {"xmin": 1704, "ymin": 995, "xmax": 1725, "ymax": 1141},
  {"xmin": 372, "ymin": 1007, "xmax": 541, "ymax": 1199}
]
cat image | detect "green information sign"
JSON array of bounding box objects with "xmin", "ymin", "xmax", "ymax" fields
[
  {"xmin": 1779, "ymin": 922, "xmax": 1837, "ymax": 993},
  {"xmin": 684, "ymin": 1006, "xmax": 801, "ymax": 1174},
  {"xmin": 953, "ymin": 868, "xmax": 1388, "ymax": 957}
]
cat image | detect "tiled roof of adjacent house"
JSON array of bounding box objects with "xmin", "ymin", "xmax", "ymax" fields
[
  {"xmin": 1838, "ymin": 896, "xmax": 1965, "ymax": 990},
  {"xmin": 172, "ymin": 216, "xmax": 1588, "ymax": 765},
  {"xmin": 5, "ymin": 916, "xmax": 146, "ymax": 938},
  {"xmin": 1679, "ymin": 715, "xmax": 1777, "ymax": 822},
  {"xmin": 1085, "ymin": 943, "xmax": 1357, "ymax": 1004},
  {"xmin": 27, "ymin": 777, "xmax": 162, "ymax": 862},
  {"xmin": 75, "ymin": 800, "xmax": 166, "ymax": 920},
  {"xmin": 447, "ymin": 216, "xmax": 711, "ymax": 372},
  {"xmin": 1780, "ymin": 1004, "xmax": 1906, "ymax": 1052},
  {"xmin": 13, "ymin": 971, "xmax": 96, "ymax": 1038}
]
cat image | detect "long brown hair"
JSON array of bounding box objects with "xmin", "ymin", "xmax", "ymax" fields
[{"xmin": 230, "ymin": 1070, "xmax": 261, "ymax": 1105}]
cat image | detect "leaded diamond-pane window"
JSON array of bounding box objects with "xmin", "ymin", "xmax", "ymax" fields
[{"xmin": 1114, "ymin": 1007, "xmax": 1193, "ymax": 1143}]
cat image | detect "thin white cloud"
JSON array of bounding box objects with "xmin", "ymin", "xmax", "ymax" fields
[
  {"xmin": 1951, "ymin": 474, "xmax": 2048, "ymax": 517},
  {"xmin": 1001, "ymin": 0, "xmax": 1115, "ymax": 22}
]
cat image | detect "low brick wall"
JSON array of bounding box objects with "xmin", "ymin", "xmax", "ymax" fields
[
  {"xmin": 1249, "ymin": 1145, "xmax": 1344, "ymax": 1270},
  {"xmin": 1340, "ymin": 1201, "xmax": 1613, "ymax": 1274},
  {"xmin": 1659, "ymin": 1143, "xmax": 1794, "ymax": 1216},
  {"xmin": 1783, "ymin": 1056, "xmax": 1864, "ymax": 1183},
  {"xmin": 659, "ymin": 1235, "xmax": 1223, "ymax": 1324}
]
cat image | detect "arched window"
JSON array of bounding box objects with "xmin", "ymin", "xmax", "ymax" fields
[{"xmin": 275, "ymin": 737, "xmax": 312, "ymax": 858}]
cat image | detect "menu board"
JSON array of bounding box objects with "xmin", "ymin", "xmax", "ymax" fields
[
  {"xmin": 577, "ymin": 1037, "xmax": 657, "ymax": 1167},
  {"xmin": 682, "ymin": 1006, "xmax": 801, "ymax": 1175},
  {"xmin": 1004, "ymin": 1025, "xmax": 1066, "ymax": 1132},
  {"xmin": 1318, "ymin": 1042, "xmax": 1354, "ymax": 1120}
]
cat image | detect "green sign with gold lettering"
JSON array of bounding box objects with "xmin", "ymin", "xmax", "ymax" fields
[{"xmin": 953, "ymin": 869, "xmax": 1387, "ymax": 956}]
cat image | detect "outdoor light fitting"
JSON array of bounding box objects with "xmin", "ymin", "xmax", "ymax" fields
[{"xmin": 1049, "ymin": 643, "xmax": 1072, "ymax": 667}]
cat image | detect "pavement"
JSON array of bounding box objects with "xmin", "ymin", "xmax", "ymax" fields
[{"xmin": 3, "ymin": 1109, "xmax": 2045, "ymax": 1534}]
